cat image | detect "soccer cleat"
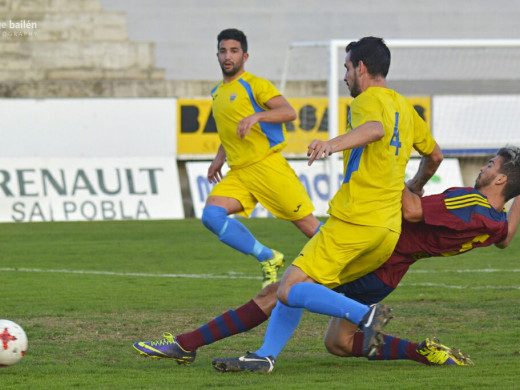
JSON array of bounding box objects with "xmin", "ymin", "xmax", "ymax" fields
[
  {"xmin": 133, "ymin": 332, "xmax": 196, "ymax": 365},
  {"xmin": 212, "ymin": 352, "xmax": 275, "ymax": 373},
  {"xmin": 359, "ymin": 303, "xmax": 393, "ymax": 357},
  {"xmin": 260, "ymin": 250, "xmax": 284, "ymax": 288},
  {"xmin": 416, "ymin": 337, "xmax": 474, "ymax": 366}
]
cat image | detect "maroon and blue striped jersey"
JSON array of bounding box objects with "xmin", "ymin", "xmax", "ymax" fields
[{"xmin": 374, "ymin": 187, "xmax": 508, "ymax": 288}]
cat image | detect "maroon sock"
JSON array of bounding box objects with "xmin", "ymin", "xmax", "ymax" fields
[
  {"xmin": 352, "ymin": 332, "xmax": 430, "ymax": 365},
  {"xmin": 176, "ymin": 299, "xmax": 268, "ymax": 351}
]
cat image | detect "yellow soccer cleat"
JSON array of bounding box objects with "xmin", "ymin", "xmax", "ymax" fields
[
  {"xmin": 260, "ymin": 250, "xmax": 284, "ymax": 288},
  {"xmin": 133, "ymin": 332, "xmax": 196, "ymax": 365},
  {"xmin": 417, "ymin": 337, "xmax": 474, "ymax": 366}
]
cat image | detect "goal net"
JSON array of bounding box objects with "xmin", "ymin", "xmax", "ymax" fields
[{"xmin": 280, "ymin": 39, "xmax": 520, "ymax": 197}]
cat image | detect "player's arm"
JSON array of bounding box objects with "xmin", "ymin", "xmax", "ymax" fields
[
  {"xmin": 495, "ymin": 196, "xmax": 520, "ymax": 248},
  {"xmin": 236, "ymin": 95, "xmax": 296, "ymax": 138},
  {"xmin": 401, "ymin": 185, "xmax": 424, "ymax": 222},
  {"xmin": 406, "ymin": 143, "xmax": 443, "ymax": 195},
  {"xmin": 307, "ymin": 121, "xmax": 384, "ymax": 165},
  {"xmin": 207, "ymin": 144, "xmax": 226, "ymax": 184}
]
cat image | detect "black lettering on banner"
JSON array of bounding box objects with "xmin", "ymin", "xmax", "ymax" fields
[
  {"xmin": 203, "ymin": 111, "xmax": 218, "ymax": 133},
  {"xmin": 136, "ymin": 200, "xmax": 150, "ymax": 219},
  {"xmin": 318, "ymin": 108, "xmax": 328, "ymax": 131},
  {"xmin": 120, "ymin": 201, "xmax": 133, "ymax": 220},
  {"xmin": 181, "ymin": 104, "xmax": 217, "ymax": 134},
  {"xmin": 101, "ymin": 201, "xmax": 116, "ymax": 220},
  {"xmin": 72, "ymin": 170, "xmax": 96, "ymax": 195},
  {"xmin": 11, "ymin": 202, "xmax": 25, "ymax": 222},
  {"xmin": 17, "ymin": 169, "xmax": 37, "ymax": 196},
  {"xmin": 286, "ymin": 104, "xmax": 328, "ymax": 132},
  {"xmin": 97, "ymin": 169, "xmax": 122, "ymax": 195},
  {"xmin": 126, "ymin": 169, "xmax": 145, "ymax": 195},
  {"xmin": 29, "ymin": 202, "xmax": 46, "ymax": 221},
  {"xmin": 414, "ymin": 104, "xmax": 426, "ymax": 121},
  {"xmin": 181, "ymin": 105, "xmax": 200, "ymax": 133},
  {"xmin": 81, "ymin": 201, "xmax": 97, "ymax": 220},
  {"xmin": 140, "ymin": 168, "xmax": 162, "ymax": 195},
  {"xmin": 42, "ymin": 169, "xmax": 66, "ymax": 196},
  {"xmin": 299, "ymin": 105, "xmax": 317, "ymax": 131},
  {"xmin": 64, "ymin": 201, "xmax": 76, "ymax": 220},
  {"xmin": 0, "ymin": 170, "xmax": 13, "ymax": 196}
]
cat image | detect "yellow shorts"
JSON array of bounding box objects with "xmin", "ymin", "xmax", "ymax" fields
[
  {"xmin": 292, "ymin": 215, "xmax": 400, "ymax": 289},
  {"xmin": 209, "ymin": 152, "xmax": 314, "ymax": 220}
]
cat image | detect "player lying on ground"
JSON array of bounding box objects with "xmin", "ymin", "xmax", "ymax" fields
[{"xmin": 133, "ymin": 146, "xmax": 520, "ymax": 371}]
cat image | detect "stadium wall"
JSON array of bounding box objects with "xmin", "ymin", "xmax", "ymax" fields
[
  {"xmin": 6, "ymin": 95, "xmax": 519, "ymax": 222},
  {"xmin": 1, "ymin": 1, "xmax": 517, "ymax": 221},
  {"xmin": 0, "ymin": 98, "xmax": 184, "ymax": 222}
]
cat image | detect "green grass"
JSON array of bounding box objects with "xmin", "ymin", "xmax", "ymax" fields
[{"xmin": 0, "ymin": 218, "xmax": 519, "ymax": 389}]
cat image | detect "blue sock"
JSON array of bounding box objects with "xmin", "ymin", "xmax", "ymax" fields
[
  {"xmin": 287, "ymin": 282, "xmax": 370, "ymax": 324},
  {"xmin": 255, "ymin": 301, "xmax": 303, "ymax": 359},
  {"xmin": 202, "ymin": 205, "xmax": 273, "ymax": 261}
]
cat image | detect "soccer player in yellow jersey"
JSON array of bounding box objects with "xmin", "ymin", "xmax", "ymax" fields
[
  {"xmin": 202, "ymin": 28, "xmax": 322, "ymax": 288},
  {"xmin": 211, "ymin": 37, "xmax": 444, "ymax": 372}
]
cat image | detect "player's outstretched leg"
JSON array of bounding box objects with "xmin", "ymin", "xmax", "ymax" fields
[
  {"xmin": 213, "ymin": 352, "xmax": 275, "ymax": 373},
  {"xmin": 133, "ymin": 333, "xmax": 196, "ymax": 365},
  {"xmin": 359, "ymin": 304, "xmax": 393, "ymax": 357},
  {"xmin": 202, "ymin": 205, "xmax": 284, "ymax": 287},
  {"xmin": 416, "ymin": 337, "xmax": 474, "ymax": 366}
]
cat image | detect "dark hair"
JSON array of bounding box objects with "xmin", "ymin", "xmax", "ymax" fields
[
  {"xmin": 217, "ymin": 28, "xmax": 248, "ymax": 53},
  {"xmin": 497, "ymin": 145, "xmax": 520, "ymax": 201},
  {"xmin": 346, "ymin": 37, "xmax": 391, "ymax": 78}
]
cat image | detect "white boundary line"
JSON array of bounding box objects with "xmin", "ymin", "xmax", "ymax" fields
[
  {"xmin": 0, "ymin": 267, "xmax": 261, "ymax": 280},
  {"xmin": 1, "ymin": 267, "xmax": 519, "ymax": 290}
]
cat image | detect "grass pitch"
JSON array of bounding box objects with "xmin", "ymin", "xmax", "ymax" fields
[{"xmin": 1, "ymin": 218, "xmax": 519, "ymax": 389}]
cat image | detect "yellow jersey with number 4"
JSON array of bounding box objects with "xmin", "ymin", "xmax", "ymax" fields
[
  {"xmin": 211, "ymin": 71, "xmax": 287, "ymax": 169},
  {"xmin": 329, "ymin": 86, "xmax": 436, "ymax": 233}
]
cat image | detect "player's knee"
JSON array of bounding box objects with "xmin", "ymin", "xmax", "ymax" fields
[
  {"xmin": 201, "ymin": 205, "xmax": 228, "ymax": 235},
  {"xmin": 253, "ymin": 282, "xmax": 279, "ymax": 315},
  {"xmin": 276, "ymin": 284, "xmax": 290, "ymax": 305},
  {"xmin": 324, "ymin": 338, "xmax": 344, "ymax": 356},
  {"xmin": 255, "ymin": 282, "xmax": 279, "ymax": 300},
  {"xmin": 324, "ymin": 337, "xmax": 351, "ymax": 357}
]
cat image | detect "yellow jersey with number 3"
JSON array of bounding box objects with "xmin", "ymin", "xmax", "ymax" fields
[
  {"xmin": 211, "ymin": 71, "xmax": 287, "ymax": 169},
  {"xmin": 329, "ymin": 87, "xmax": 436, "ymax": 233}
]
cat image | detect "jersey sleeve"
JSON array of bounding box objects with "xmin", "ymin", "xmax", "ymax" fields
[
  {"xmin": 411, "ymin": 106, "xmax": 436, "ymax": 156},
  {"xmin": 253, "ymin": 78, "xmax": 282, "ymax": 109}
]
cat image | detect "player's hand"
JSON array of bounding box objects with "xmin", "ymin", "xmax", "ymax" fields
[
  {"xmin": 207, "ymin": 159, "xmax": 224, "ymax": 183},
  {"xmin": 237, "ymin": 114, "xmax": 259, "ymax": 138},
  {"xmin": 307, "ymin": 139, "xmax": 332, "ymax": 166}
]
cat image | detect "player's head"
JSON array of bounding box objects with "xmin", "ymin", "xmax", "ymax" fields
[
  {"xmin": 217, "ymin": 28, "xmax": 248, "ymax": 53},
  {"xmin": 475, "ymin": 145, "xmax": 520, "ymax": 201},
  {"xmin": 344, "ymin": 37, "xmax": 390, "ymax": 97},
  {"xmin": 496, "ymin": 146, "xmax": 520, "ymax": 200},
  {"xmin": 217, "ymin": 28, "xmax": 249, "ymax": 78}
]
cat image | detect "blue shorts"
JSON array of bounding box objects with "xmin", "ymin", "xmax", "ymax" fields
[{"xmin": 333, "ymin": 272, "xmax": 395, "ymax": 305}]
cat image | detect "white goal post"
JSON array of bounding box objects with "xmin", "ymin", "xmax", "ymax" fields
[{"xmin": 281, "ymin": 39, "xmax": 520, "ymax": 195}]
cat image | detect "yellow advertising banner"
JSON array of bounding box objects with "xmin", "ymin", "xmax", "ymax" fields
[{"xmin": 177, "ymin": 97, "xmax": 431, "ymax": 157}]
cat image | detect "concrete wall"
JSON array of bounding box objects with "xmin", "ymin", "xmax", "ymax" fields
[
  {"xmin": 99, "ymin": 0, "xmax": 520, "ymax": 85},
  {"xmin": 2, "ymin": 0, "xmax": 520, "ymax": 97},
  {"xmin": 0, "ymin": 0, "xmax": 166, "ymax": 97}
]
